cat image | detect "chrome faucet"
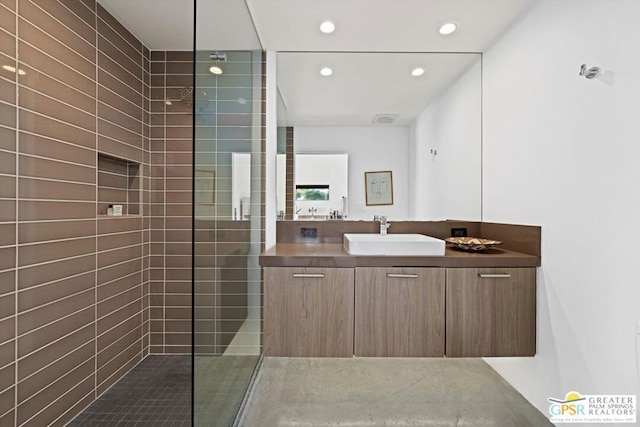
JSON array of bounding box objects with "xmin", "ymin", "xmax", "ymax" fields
[{"xmin": 375, "ymin": 215, "xmax": 390, "ymax": 235}]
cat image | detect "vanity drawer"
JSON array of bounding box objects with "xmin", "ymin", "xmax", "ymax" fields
[
  {"xmin": 445, "ymin": 267, "xmax": 536, "ymax": 357},
  {"xmin": 263, "ymin": 267, "xmax": 354, "ymax": 357},
  {"xmin": 354, "ymin": 267, "xmax": 445, "ymax": 357}
]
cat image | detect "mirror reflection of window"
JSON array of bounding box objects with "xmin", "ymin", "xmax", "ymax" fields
[{"xmin": 296, "ymin": 185, "xmax": 330, "ymax": 201}]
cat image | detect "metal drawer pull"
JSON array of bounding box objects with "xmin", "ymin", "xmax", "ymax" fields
[
  {"xmin": 387, "ymin": 273, "xmax": 419, "ymax": 279},
  {"xmin": 293, "ymin": 273, "xmax": 325, "ymax": 278},
  {"xmin": 478, "ymin": 273, "xmax": 512, "ymax": 278}
]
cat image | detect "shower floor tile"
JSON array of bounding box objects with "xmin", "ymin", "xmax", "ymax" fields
[{"xmin": 68, "ymin": 355, "xmax": 191, "ymax": 426}]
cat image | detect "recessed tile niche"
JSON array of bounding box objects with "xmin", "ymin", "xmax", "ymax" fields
[{"xmin": 98, "ymin": 153, "xmax": 141, "ymax": 216}]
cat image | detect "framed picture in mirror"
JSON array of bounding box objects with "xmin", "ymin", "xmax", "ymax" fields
[{"xmin": 365, "ymin": 170, "xmax": 393, "ymax": 206}]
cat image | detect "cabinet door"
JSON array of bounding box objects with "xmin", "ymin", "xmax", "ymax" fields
[
  {"xmin": 446, "ymin": 268, "xmax": 536, "ymax": 357},
  {"xmin": 263, "ymin": 267, "xmax": 354, "ymax": 357},
  {"xmin": 355, "ymin": 267, "xmax": 445, "ymax": 357}
]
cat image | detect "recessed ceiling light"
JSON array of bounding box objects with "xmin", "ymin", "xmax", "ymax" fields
[
  {"xmin": 17, "ymin": 69, "xmax": 26, "ymax": 75},
  {"xmin": 209, "ymin": 66, "xmax": 223, "ymax": 75},
  {"xmin": 319, "ymin": 21, "xmax": 335, "ymax": 34},
  {"xmin": 320, "ymin": 67, "xmax": 333, "ymax": 76},
  {"xmin": 165, "ymin": 100, "xmax": 172, "ymax": 106},
  {"xmin": 439, "ymin": 22, "xmax": 457, "ymax": 35},
  {"xmin": 411, "ymin": 67, "xmax": 425, "ymax": 77}
]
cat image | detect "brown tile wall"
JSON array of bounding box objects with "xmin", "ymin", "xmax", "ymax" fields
[
  {"xmin": 285, "ymin": 127, "xmax": 294, "ymax": 220},
  {"xmin": 150, "ymin": 51, "xmax": 193, "ymax": 354},
  {"xmin": 0, "ymin": 1, "xmax": 150, "ymax": 425}
]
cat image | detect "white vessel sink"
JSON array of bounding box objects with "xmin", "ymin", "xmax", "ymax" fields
[{"xmin": 343, "ymin": 233, "xmax": 445, "ymax": 256}]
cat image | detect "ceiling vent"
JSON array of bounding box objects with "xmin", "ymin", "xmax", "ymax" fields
[{"xmin": 372, "ymin": 114, "xmax": 399, "ymax": 125}]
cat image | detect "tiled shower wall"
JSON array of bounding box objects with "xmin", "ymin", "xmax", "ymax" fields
[
  {"xmin": 285, "ymin": 127, "xmax": 294, "ymax": 220},
  {"xmin": 0, "ymin": 1, "xmax": 152, "ymax": 425}
]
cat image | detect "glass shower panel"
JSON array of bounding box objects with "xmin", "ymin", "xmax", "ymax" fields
[{"xmin": 192, "ymin": 48, "xmax": 264, "ymax": 425}]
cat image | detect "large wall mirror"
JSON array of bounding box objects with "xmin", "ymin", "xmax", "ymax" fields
[{"xmin": 277, "ymin": 51, "xmax": 482, "ymax": 222}]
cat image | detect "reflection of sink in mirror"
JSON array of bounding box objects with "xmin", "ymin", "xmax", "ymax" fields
[{"xmin": 343, "ymin": 233, "xmax": 445, "ymax": 256}]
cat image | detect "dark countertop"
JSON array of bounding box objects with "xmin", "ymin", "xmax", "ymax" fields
[{"xmin": 259, "ymin": 242, "xmax": 540, "ymax": 268}]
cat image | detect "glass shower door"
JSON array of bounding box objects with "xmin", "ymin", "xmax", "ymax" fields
[
  {"xmin": 192, "ymin": 49, "xmax": 264, "ymax": 425},
  {"xmin": 193, "ymin": 2, "xmax": 264, "ymax": 425}
]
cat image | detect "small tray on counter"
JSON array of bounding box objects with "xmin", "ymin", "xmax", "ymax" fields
[{"xmin": 445, "ymin": 237, "xmax": 502, "ymax": 252}]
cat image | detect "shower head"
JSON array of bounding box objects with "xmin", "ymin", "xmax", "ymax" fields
[{"xmin": 210, "ymin": 52, "xmax": 227, "ymax": 61}]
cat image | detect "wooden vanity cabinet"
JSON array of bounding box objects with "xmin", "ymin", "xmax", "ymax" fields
[
  {"xmin": 355, "ymin": 267, "xmax": 445, "ymax": 357},
  {"xmin": 263, "ymin": 267, "xmax": 354, "ymax": 357},
  {"xmin": 445, "ymin": 267, "xmax": 536, "ymax": 357}
]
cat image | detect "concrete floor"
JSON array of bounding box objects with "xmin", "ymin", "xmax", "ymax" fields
[{"xmin": 239, "ymin": 358, "xmax": 553, "ymax": 427}]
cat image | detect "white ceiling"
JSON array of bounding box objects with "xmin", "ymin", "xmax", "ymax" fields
[
  {"xmin": 97, "ymin": 0, "xmax": 532, "ymax": 126},
  {"xmin": 97, "ymin": 0, "xmax": 194, "ymax": 50},
  {"xmin": 247, "ymin": 0, "xmax": 531, "ymax": 53}
]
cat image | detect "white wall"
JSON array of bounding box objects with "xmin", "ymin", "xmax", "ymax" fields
[
  {"xmin": 264, "ymin": 50, "xmax": 278, "ymax": 248},
  {"xmin": 276, "ymin": 153, "xmax": 286, "ymax": 215},
  {"xmin": 232, "ymin": 153, "xmax": 251, "ymax": 219},
  {"xmin": 294, "ymin": 126, "xmax": 409, "ymax": 220},
  {"xmin": 479, "ymin": 0, "xmax": 640, "ymax": 418},
  {"xmin": 409, "ymin": 59, "xmax": 482, "ymax": 221}
]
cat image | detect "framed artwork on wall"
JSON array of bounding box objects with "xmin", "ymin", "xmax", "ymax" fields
[{"xmin": 365, "ymin": 170, "xmax": 393, "ymax": 206}]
